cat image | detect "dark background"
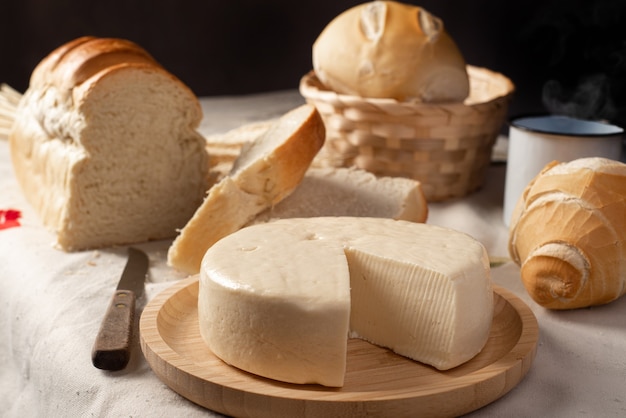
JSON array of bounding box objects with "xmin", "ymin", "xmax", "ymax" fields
[{"xmin": 1, "ymin": 0, "xmax": 625, "ymax": 126}]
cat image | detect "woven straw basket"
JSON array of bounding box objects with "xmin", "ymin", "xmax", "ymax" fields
[{"xmin": 300, "ymin": 65, "xmax": 515, "ymax": 201}]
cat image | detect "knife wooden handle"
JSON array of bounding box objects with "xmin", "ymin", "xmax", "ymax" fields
[{"xmin": 91, "ymin": 289, "xmax": 136, "ymax": 371}]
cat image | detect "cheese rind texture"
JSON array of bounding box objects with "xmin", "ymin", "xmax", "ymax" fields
[{"xmin": 199, "ymin": 217, "xmax": 493, "ymax": 387}]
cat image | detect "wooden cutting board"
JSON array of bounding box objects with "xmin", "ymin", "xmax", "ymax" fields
[{"xmin": 140, "ymin": 276, "xmax": 538, "ymax": 418}]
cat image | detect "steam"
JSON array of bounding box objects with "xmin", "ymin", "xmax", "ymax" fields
[
  {"xmin": 542, "ymin": 73, "xmax": 618, "ymax": 122},
  {"xmin": 522, "ymin": 0, "xmax": 626, "ymax": 127}
]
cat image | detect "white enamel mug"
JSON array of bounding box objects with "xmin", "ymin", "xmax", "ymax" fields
[{"xmin": 503, "ymin": 115, "xmax": 624, "ymax": 225}]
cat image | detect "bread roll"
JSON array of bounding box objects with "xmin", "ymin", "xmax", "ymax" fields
[
  {"xmin": 9, "ymin": 36, "xmax": 209, "ymax": 251},
  {"xmin": 312, "ymin": 1, "xmax": 469, "ymax": 102},
  {"xmin": 508, "ymin": 157, "xmax": 626, "ymax": 309},
  {"xmin": 168, "ymin": 104, "xmax": 325, "ymax": 274}
]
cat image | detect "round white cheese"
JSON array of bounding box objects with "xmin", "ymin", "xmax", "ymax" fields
[{"xmin": 199, "ymin": 217, "xmax": 493, "ymax": 387}]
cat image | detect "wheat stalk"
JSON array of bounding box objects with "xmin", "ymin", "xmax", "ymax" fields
[
  {"xmin": 0, "ymin": 84, "xmax": 21, "ymax": 140},
  {"xmin": 0, "ymin": 83, "xmax": 22, "ymax": 105},
  {"xmin": 0, "ymin": 106, "xmax": 16, "ymax": 118}
]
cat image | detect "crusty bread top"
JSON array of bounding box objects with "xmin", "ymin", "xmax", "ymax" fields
[
  {"xmin": 28, "ymin": 36, "xmax": 201, "ymax": 125},
  {"xmin": 509, "ymin": 157, "xmax": 626, "ymax": 235},
  {"xmin": 21, "ymin": 36, "xmax": 203, "ymax": 147},
  {"xmin": 31, "ymin": 37, "xmax": 158, "ymax": 91}
]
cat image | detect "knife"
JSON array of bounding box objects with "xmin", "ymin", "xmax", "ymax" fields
[{"xmin": 91, "ymin": 247, "xmax": 149, "ymax": 371}]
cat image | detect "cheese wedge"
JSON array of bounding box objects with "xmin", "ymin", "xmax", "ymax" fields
[{"xmin": 199, "ymin": 217, "xmax": 493, "ymax": 387}]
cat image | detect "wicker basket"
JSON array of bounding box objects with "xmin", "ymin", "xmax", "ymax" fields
[{"xmin": 299, "ymin": 65, "xmax": 515, "ymax": 201}]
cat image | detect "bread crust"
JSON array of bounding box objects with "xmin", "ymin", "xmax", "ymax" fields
[
  {"xmin": 32, "ymin": 37, "xmax": 156, "ymax": 88},
  {"xmin": 29, "ymin": 36, "xmax": 202, "ymax": 123}
]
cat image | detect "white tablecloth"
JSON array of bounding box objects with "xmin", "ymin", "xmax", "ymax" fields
[{"xmin": 1, "ymin": 91, "xmax": 625, "ymax": 418}]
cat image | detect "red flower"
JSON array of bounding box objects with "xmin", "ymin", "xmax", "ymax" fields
[{"xmin": 0, "ymin": 209, "xmax": 21, "ymax": 230}]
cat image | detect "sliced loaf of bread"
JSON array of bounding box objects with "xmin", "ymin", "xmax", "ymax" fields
[{"xmin": 9, "ymin": 37, "xmax": 209, "ymax": 251}]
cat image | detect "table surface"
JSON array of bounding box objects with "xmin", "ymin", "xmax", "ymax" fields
[{"xmin": 1, "ymin": 90, "xmax": 625, "ymax": 418}]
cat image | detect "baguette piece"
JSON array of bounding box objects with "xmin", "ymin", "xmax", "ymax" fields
[
  {"xmin": 168, "ymin": 104, "xmax": 325, "ymax": 274},
  {"xmin": 251, "ymin": 166, "xmax": 428, "ymax": 224},
  {"xmin": 508, "ymin": 157, "xmax": 626, "ymax": 309},
  {"xmin": 9, "ymin": 37, "xmax": 209, "ymax": 251}
]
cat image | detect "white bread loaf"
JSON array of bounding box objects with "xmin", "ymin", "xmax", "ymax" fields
[
  {"xmin": 168, "ymin": 104, "xmax": 325, "ymax": 274},
  {"xmin": 9, "ymin": 36, "xmax": 209, "ymax": 251},
  {"xmin": 508, "ymin": 157, "xmax": 626, "ymax": 309},
  {"xmin": 312, "ymin": 1, "xmax": 469, "ymax": 101},
  {"xmin": 251, "ymin": 166, "xmax": 428, "ymax": 224}
]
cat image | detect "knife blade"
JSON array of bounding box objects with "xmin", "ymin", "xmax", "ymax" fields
[{"xmin": 91, "ymin": 247, "xmax": 148, "ymax": 371}]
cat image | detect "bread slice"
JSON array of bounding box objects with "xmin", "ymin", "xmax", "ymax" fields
[
  {"xmin": 9, "ymin": 37, "xmax": 209, "ymax": 251},
  {"xmin": 252, "ymin": 167, "xmax": 428, "ymax": 224},
  {"xmin": 168, "ymin": 104, "xmax": 325, "ymax": 274}
]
